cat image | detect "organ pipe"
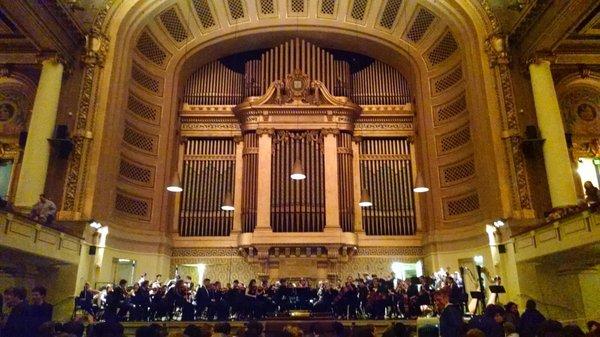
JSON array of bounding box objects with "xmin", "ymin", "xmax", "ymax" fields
[
  {"xmin": 338, "ymin": 132, "xmax": 354, "ymax": 232},
  {"xmin": 242, "ymin": 133, "xmax": 258, "ymax": 233},
  {"xmin": 359, "ymin": 138, "xmax": 416, "ymax": 236},
  {"xmin": 179, "ymin": 138, "xmax": 235, "ymax": 237},
  {"xmin": 351, "ymin": 60, "xmax": 411, "ymax": 105},
  {"xmin": 184, "ymin": 61, "xmax": 245, "ymax": 105},
  {"xmin": 270, "ymin": 131, "xmax": 325, "ymax": 232}
]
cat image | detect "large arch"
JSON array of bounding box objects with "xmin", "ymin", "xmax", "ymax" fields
[{"xmin": 83, "ymin": 0, "xmax": 510, "ymax": 269}]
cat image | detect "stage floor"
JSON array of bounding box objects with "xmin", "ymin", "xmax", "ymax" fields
[{"xmin": 122, "ymin": 319, "xmax": 419, "ymax": 337}]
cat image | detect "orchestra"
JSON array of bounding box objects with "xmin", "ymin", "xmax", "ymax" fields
[{"xmin": 76, "ymin": 270, "xmax": 467, "ymax": 322}]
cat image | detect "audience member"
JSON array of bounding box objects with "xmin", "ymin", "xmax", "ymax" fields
[
  {"xmin": 212, "ymin": 322, "xmax": 231, "ymax": 337},
  {"xmin": 563, "ymin": 325, "xmax": 585, "ymax": 337},
  {"xmin": 467, "ymin": 328, "xmax": 486, "ymax": 337},
  {"xmin": 538, "ymin": 320, "xmax": 563, "ymax": 337},
  {"xmin": 30, "ymin": 286, "xmax": 54, "ymax": 336},
  {"xmin": 519, "ymin": 300, "xmax": 546, "ymax": 337},
  {"xmin": 382, "ymin": 322, "xmax": 406, "ymax": 337},
  {"xmin": 30, "ymin": 194, "xmax": 57, "ymax": 225},
  {"xmin": 184, "ymin": 324, "xmax": 204, "ymax": 337},
  {"xmin": 587, "ymin": 321, "xmax": 600, "ymax": 337},
  {"xmin": 479, "ymin": 305, "xmax": 505, "ymax": 337},
  {"xmin": 0, "ymin": 287, "xmax": 32, "ymax": 337},
  {"xmin": 504, "ymin": 302, "xmax": 520, "ymax": 331},
  {"xmin": 504, "ymin": 322, "xmax": 519, "ymax": 337},
  {"xmin": 435, "ymin": 291, "xmax": 463, "ymax": 337},
  {"xmin": 243, "ymin": 321, "xmax": 264, "ymax": 337}
]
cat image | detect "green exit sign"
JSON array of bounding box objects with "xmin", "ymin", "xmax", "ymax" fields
[{"xmin": 593, "ymin": 158, "xmax": 600, "ymax": 165}]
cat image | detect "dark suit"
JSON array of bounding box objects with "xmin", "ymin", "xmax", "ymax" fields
[
  {"xmin": 439, "ymin": 304, "xmax": 463, "ymax": 337},
  {"xmin": 194, "ymin": 286, "xmax": 213, "ymax": 319},
  {"xmin": 519, "ymin": 309, "xmax": 545, "ymax": 337},
  {"xmin": 29, "ymin": 302, "xmax": 53, "ymax": 336},
  {"xmin": 1, "ymin": 301, "xmax": 32, "ymax": 337}
]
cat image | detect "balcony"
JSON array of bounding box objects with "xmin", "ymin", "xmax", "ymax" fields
[
  {"xmin": 0, "ymin": 210, "xmax": 84, "ymax": 265},
  {"xmin": 512, "ymin": 209, "xmax": 600, "ymax": 263}
]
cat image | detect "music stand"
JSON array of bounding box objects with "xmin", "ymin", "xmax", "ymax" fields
[
  {"xmin": 470, "ymin": 291, "xmax": 484, "ymax": 300},
  {"xmin": 489, "ymin": 285, "xmax": 506, "ymax": 303}
]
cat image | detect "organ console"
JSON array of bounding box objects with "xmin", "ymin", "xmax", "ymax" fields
[{"xmin": 178, "ymin": 38, "xmax": 416, "ymax": 240}]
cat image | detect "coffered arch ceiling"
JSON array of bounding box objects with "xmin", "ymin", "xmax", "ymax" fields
[{"xmin": 92, "ymin": 0, "xmax": 504, "ymax": 244}]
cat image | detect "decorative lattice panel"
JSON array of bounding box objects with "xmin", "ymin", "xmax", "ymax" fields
[
  {"xmin": 290, "ymin": 0, "xmax": 305, "ymax": 13},
  {"xmin": 405, "ymin": 7, "xmax": 435, "ymax": 43},
  {"xmin": 349, "ymin": 0, "xmax": 368, "ymax": 21},
  {"xmin": 227, "ymin": 0, "xmax": 246, "ymax": 20},
  {"xmin": 123, "ymin": 124, "xmax": 158, "ymax": 154},
  {"xmin": 159, "ymin": 7, "xmax": 189, "ymax": 43},
  {"xmin": 127, "ymin": 93, "xmax": 160, "ymax": 124},
  {"xmin": 131, "ymin": 64, "xmax": 162, "ymax": 95},
  {"xmin": 258, "ymin": 0, "xmax": 276, "ymax": 15},
  {"xmin": 115, "ymin": 191, "xmax": 151, "ymax": 220},
  {"xmin": 440, "ymin": 157, "xmax": 475, "ymax": 186},
  {"xmin": 320, "ymin": 0, "xmax": 336, "ymax": 16},
  {"xmin": 135, "ymin": 31, "xmax": 170, "ymax": 67},
  {"xmin": 426, "ymin": 31, "xmax": 459, "ymax": 66},
  {"xmin": 119, "ymin": 158, "xmax": 155, "ymax": 187},
  {"xmin": 191, "ymin": 0, "xmax": 217, "ymax": 29},
  {"xmin": 435, "ymin": 94, "xmax": 467, "ymax": 125},
  {"xmin": 444, "ymin": 192, "xmax": 480, "ymax": 218},
  {"xmin": 438, "ymin": 125, "xmax": 471, "ymax": 153},
  {"xmin": 379, "ymin": 0, "xmax": 403, "ymax": 30},
  {"xmin": 433, "ymin": 65, "xmax": 463, "ymax": 94}
]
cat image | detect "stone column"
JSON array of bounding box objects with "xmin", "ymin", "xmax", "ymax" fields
[
  {"xmin": 323, "ymin": 129, "xmax": 341, "ymax": 231},
  {"xmin": 171, "ymin": 138, "xmax": 186, "ymax": 233},
  {"xmin": 255, "ymin": 129, "xmax": 273, "ymax": 231},
  {"xmin": 409, "ymin": 139, "xmax": 423, "ymax": 233},
  {"xmin": 528, "ymin": 56, "xmax": 577, "ymax": 207},
  {"xmin": 15, "ymin": 56, "xmax": 64, "ymax": 207},
  {"xmin": 352, "ymin": 137, "xmax": 363, "ymax": 233},
  {"xmin": 232, "ymin": 136, "xmax": 244, "ymax": 234}
]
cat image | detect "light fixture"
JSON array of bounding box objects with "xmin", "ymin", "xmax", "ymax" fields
[
  {"xmin": 167, "ymin": 173, "xmax": 182, "ymax": 192},
  {"xmin": 221, "ymin": 192, "xmax": 234, "ymax": 211},
  {"xmin": 290, "ymin": 159, "xmax": 306, "ymax": 180},
  {"xmin": 89, "ymin": 220, "xmax": 102, "ymax": 229},
  {"xmin": 413, "ymin": 173, "xmax": 429, "ymax": 193},
  {"xmin": 493, "ymin": 219, "xmax": 505, "ymax": 228},
  {"xmin": 358, "ymin": 189, "xmax": 372, "ymax": 207},
  {"xmin": 473, "ymin": 255, "xmax": 484, "ymax": 267}
]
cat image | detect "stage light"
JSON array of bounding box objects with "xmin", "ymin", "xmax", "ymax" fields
[
  {"xmin": 290, "ymin": 159, "xmax": 306, "ymax": 180},
  {"xmin": 221, "ymin": 192, "xmax": 234, "ymax": 211},
  {"xmin": 359, "ymin": 189, "xmax": 372, "ymax": 207},
  {"xmin": 89, "ymin": 221, "xmax": 102, "ymax": 229},
  {"xmin": 167, "ymin": 173, "xmax": 183, "ymax": 192}
]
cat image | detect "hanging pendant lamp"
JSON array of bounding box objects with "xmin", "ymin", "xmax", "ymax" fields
[
  {"xmin": 167, "ymin": 173, "xmax": 183, "ymax": 192},
  {"xmin": 358, "ymin": 189, "xmax": 372, "ymax": 207},
  {"xmin": 413, "ymin": 173, "xmax": 429, "ymax": 193},
  {"xmin": 290, "ymin": 159, "xmax": 306, "ymax": 180},
  {"xmin": 221, "ymin": 192, "xmax": 234, "ymax": 211}
]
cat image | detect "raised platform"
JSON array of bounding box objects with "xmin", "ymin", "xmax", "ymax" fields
[{"xmin": 122, "ymin": 319, "xmax": 418, "ymax": 337}]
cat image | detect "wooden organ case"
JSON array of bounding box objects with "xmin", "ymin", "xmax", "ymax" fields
[{"xmin": 178, "ymin": 39, "xmax": 416, "ymax": 274}]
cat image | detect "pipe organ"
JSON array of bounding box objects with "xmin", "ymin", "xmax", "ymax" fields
[
  {"xmin": 359, "ymin": 138, "xmax": 415, "ymax": 236},
  {"xmin": 179, "ymin": 39, "xmax": 416, "ymax": 243},
  {"xmin": 271, "ymin": 130, "xmax": 326, "ymax": 232},
  {"xmin": 179, "ymin": 138, "xmax": 235, "ymax": 236}
]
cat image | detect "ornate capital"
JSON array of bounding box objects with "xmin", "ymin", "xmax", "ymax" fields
[
  {"xmin": 352, "ymin": 136, "xmax": 363, "ymax": 143},
  {"xmin": 523, "ymin": 50, "xmax": 556, "ymax": 67},
  {"xmin": 233, "ymin": 135, "xmax": 243, "ymax": 143},
  {"xmin": 485, "ymin": 34, "xmax": 510, "ymax": 67},
  {"xmin": 256, "ymin": 128, "xmax": 274, "ymax": 136},
  {"xmin": 321, "ymin": 128, "xmax": 339, "ymax": 136},
  {"xmin": 82, "ymin": 29, "xmax": 109, "ymax": 67},
  {"xmin": 37, "ymin": 51, "xmax": 73, "ymax": 76}
]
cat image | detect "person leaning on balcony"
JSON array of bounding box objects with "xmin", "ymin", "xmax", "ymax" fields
[
  {"xmin": 583, "ymin": 181, "xmax": 600, "ymax": 207},
  {"xmin": 30, "ymin": 194, "xmax": 57, "ymax": 225}
]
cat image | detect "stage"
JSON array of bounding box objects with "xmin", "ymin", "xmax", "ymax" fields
[{"xmin": 121, "ymin": 319, "xmax": 420, "ymax": 336}]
